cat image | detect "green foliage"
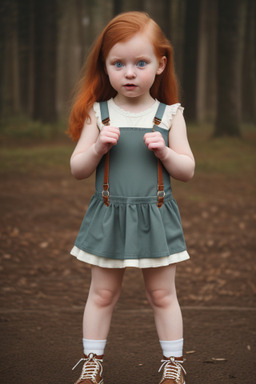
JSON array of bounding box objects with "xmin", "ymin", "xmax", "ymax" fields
[{"xmin": 0, "ymin": 116, "xmax": 67, "ymax": 142}]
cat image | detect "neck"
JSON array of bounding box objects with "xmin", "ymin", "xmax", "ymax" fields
[{"xmin": 113, "ymin": 94, "xmax": 156, "ymax": 113}]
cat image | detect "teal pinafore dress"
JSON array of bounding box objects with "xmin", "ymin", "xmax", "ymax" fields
[{"xmin": 71, "ymin": 101, "xmax": 189, "ymax": 268}]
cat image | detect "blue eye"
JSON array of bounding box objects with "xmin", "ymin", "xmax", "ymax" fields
[
  {"xmin": 114, "ymin": 61, "xmax": 123, "ymax": 68},
  {"xmin": 137, "ymin": 60, "xmax": 147, "ymax": 68}
]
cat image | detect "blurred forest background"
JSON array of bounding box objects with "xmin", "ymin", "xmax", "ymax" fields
[
  {"xmin": 1, "ymin": 3, "xmax": 256, "ymax": 383},
  {"xmin": 0, "ymin": 0, "xmax": 255, "ymax": 137}
]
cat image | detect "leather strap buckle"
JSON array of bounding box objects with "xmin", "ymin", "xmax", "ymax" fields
[
  {"xmin": 102, "ymin": 117, "xmax": 110, "ymax": 126},
  {"xmin": 102, "ymin": 183, "xmax": 109, "ymax": 197},
  {"xmin": 102, "ymin": 189, "xmax": 110, "ymax": 206},
  {"xmin": 153, "ymin": 116, "xmax": 161, "ymax": 126},
  {"xmin": 157, "ymin": 190, "xmax": 165, "ymax": 198}
]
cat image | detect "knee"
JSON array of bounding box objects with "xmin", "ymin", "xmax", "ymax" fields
[
  {"xmin": 93, "ymin": 287, "xmax": 121, "ymax": 308},
  {"xmin": 145, "ymin": 288, "xmax": 177, "ymax": 309}
]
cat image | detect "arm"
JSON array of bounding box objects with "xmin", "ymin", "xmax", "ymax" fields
[
  {"xmin": 144, "ymin": 110, "xmax": 195, "ymax": 182},
  {"xmin": 70, "ymin": 108, "xmax": 120, "ymax": 180}
]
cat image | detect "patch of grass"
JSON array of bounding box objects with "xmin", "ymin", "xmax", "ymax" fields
[
  {"xmin": 0, "ymin": 144, "xmax": 73, "ymax": 174},
  {"xmin": 0, "ymin": 116, "xmax": 67, "ymax": 142},
  {"xmin": 0, "ymin": 116, "xmax": 73, "ymax": 174},
  {"xmin": 187, "ymin": 123, "xmax": 256, "ymax": 177}
]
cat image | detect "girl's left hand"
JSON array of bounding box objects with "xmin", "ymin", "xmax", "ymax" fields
[{"xmin": 144, "ymin": 131, "xmax": 168, "ymax": 160}]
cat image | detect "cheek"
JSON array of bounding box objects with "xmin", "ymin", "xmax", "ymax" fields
[
  {"xmin": 107, "ymin": 71, "xmax": 120, "ymax": 90},
  {"xmin": 109, "ymin": 71, "xmax": 118, "ymax": 83},
  {"xmin": 141, "ymin": 70, "xmax": 157, "ymax": 87}
]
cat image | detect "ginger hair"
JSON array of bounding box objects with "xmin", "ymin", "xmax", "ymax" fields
[{"xmin": 68, "ymin": 11, "xmax": 179, "ymax": 141}]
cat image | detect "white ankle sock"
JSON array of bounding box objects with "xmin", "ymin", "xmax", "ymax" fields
[
  {"xmin": 83, "ymin": 338, "xmax": 107, "ymax": 356},
  {"xmin": 160, "ymin": 338, "xmax": 183, "ymax": 358}
]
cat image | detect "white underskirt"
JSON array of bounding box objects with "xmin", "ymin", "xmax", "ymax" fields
[{"xmin": 71, "ymin": 246, "xmax": 190, "ymax": 269}]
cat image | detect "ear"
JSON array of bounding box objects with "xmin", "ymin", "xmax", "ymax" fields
[{"xmin": 156, "ymin": 56, "xmax": 167, "ymax": 75}]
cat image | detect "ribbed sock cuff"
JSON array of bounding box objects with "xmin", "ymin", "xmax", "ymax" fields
[
  {"xmin": 83, "ymin": 338, "xmax": 107, "ymax": 356},
  {"xmin": 159, "ymin": 338, "xmax": 183, "ymax": 358}
]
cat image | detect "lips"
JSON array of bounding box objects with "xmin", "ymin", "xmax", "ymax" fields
[{"xmin": 124, "ymin": 84, "xmax": 137, "ymax": 90}]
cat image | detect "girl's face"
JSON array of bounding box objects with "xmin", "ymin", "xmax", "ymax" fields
[{"xmin": 105, "ymin": 33, "xmax": 166, "ymax": 104}]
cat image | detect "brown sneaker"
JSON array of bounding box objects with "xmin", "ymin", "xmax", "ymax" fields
[
  {"xmin": 158, "ymin": 356, "xmax": 186, "ymax": 384},
  {"xmin": 72, "ymin": 353, "xmax": 104, "ymax": 384}
]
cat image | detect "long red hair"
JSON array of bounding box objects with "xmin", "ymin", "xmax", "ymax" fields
[{"xmin": 68, "ymin": 12, "xmax": 179, "ymax": 141}]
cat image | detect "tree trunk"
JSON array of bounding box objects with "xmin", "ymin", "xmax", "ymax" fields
[
  {"xmin": 196, "ymin": 0, "xmax": 217, "ymax": 123},
  {"xmin": 215, "ymin": 0, "xmax": 243, "ymax": 136},
  {"xmin": 56, "ymin": 0, "xmax": 83, "ymax": 118},
  {"xmin": 0, "ymin": 0, "xmax": 20, "ymax": 117},
  {"xmin": 169, "ymin": 0, "xmax": 186, "ymax": 92},
  {"xmin": 17, "ymin": 0, "xmax": 33, "ymax": 116},
  {"xmin": 113, "ymin": 0, "xmax": 123, "ymax": 15},
  {"xmin": 32, "ymin": 0, "xmax": 57, "ymax": 123},
  {"xmin": 27, "ymin": 0, "xmax": 35, "ymax": 118},
  {"xmin": 241, "ymin": 0, "xmax": 256, "ymax": 123},
  {"xmin": 183, "ymin": 0, "xmax": 201, "ymax": 121},
  {"xmin": 144, "ymin": 0, "xmax": 171, "ymax": 41}
]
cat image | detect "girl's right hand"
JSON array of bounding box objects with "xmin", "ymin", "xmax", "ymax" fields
[
  {"xmin": 94, "ymin": 125, "xmax": 120, "ymax": 156},
  {"xmin": 70, "ymin": 111, "xmax": 120, "ymax": 180}
]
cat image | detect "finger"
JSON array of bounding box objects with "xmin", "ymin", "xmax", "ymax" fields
[
  {"xmin": 102, "ymin": 132, "xmax": 119, "ymax": 141},
  {"xmin": 102, "ymin": 126, "xmax": 120, "ymax": 135},
  {"xmin": 149, "ymin": 145, "xmax": 165, "ymax": 153},
  {"xmin": 144, "ymin": 131, "xmax": 161, "ymax": 137},
  {"xmin": 101, "ymin": 127, "xmax": 120, "ymax": 137},
  {"xmin": 101, "ymin": 136, "xmax": 119, "ymax": 146},
  {"xmin": 145, "ymin": 137, "xmax": 165, "ymax": 148},
  {"xmin": 144, "ymin": 132, "xmax": 163, "ymax": 142}
]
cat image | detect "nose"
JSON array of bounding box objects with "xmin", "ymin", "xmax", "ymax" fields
[{"xmin": 125, "ymin": 65, "xmax": 136, "ymax": 78}]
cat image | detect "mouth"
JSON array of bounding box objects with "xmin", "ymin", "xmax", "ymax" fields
[{"xmin": 124, "ymin": 84, "xmax": 137, "ymax": 89}]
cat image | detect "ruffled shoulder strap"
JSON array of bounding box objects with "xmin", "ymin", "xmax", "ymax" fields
[{"xmin": 161, "ymin": 103, "xmax": 184, "ymax": 130}]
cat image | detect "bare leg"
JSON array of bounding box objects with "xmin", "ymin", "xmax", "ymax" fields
[
  {"xmin": 83, "ymin": 266, "xmax": 125, "ymax": 340},
  {"xmin": 142, "ymin": 265, "xmax": 183, "ymax": 341}
]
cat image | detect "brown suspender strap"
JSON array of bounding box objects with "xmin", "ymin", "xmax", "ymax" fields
[
  {"xmin": 102, "ymin": 116, "xmax": 110, "ymax": 207},
  {"xmin": 153, "ymin": 112, "xmax": 165, "ymax": 208},
  {"xmin": 157, "ymin": 159, "xmax": 165, "ymax": 208},
  {"xmin": 102, "ymin": 152, "xmax": 110, "ymax": 207}
]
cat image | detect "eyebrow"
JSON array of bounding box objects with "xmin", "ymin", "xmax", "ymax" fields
[{"xmin": 109, "ymin": 55, "xmax": 151, "ymax": 61}]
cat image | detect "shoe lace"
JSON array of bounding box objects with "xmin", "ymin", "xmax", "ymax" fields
[
  {"xmin": 72, "ymin": 353, "xmax": 103, "ymax": 380},
  {"xmin": 158, "ymin": 356, "xmax": 186, "ymax": 382}
]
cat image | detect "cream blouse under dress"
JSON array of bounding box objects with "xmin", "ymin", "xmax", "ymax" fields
[{"xmin": 71, "ymin": 98, "xmax": 190, "ymax": 268}]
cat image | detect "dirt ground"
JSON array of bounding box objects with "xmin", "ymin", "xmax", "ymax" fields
[{"xmin": 0, "ymin": 146, "xmax": 255, "ymax": 383}]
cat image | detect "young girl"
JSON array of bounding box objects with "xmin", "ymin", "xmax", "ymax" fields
[{"xmin": 68, "ymin": 11, "xmax": 195, "ymax": 384}]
